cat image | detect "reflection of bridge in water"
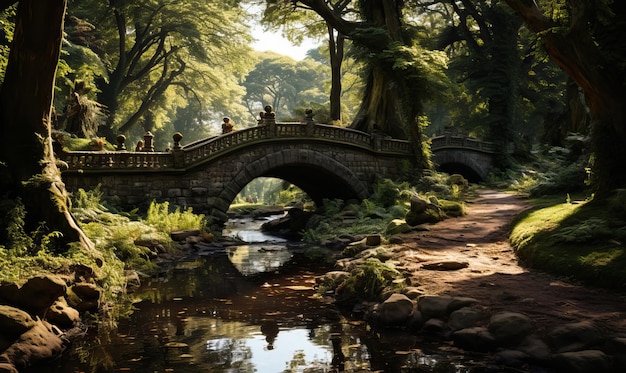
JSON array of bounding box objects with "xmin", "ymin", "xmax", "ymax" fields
[{"xmin": 61, "ymin": 111, "xmax": 497, "ymax": 225}]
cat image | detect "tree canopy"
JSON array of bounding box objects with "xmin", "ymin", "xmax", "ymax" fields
[{"xmin": 67, "ymin": 0, "xmax": 254, "ymax": 140}]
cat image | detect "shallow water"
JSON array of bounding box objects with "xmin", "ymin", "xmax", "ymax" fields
[{"xmin": 38, "ymin": 216, "xmax": 497, "ymax": 373}]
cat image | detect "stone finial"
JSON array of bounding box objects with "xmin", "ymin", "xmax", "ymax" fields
[
  {"xmin": 143, "ymin": 131, "xmax": 154, "ymax": 152},
  {"xmin": 264, "ymin": 105, "xmax": 276, "ymax": 120},
  {"xmin": 305, "ymin": 109, "xmax": 314, "ymax": 122},
  {"xmin": 116, "ymin": 134, "xmax": 126, "ymax": 151},
  {"xmin": 172, "ymin": 132, "xmax": 183, "ymax": 150}
]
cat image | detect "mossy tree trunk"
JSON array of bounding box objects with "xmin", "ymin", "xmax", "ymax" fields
[
  {"xmin": 505, "ymin": 0, "xmax": 626, "ymax": 196},
  {"xmin": 0, "ymin": 0, "xmax": 93, "ymax": 250},
  {"xmin": 299, "ymin": 0, "xmax": 430, "ymax": 168}
]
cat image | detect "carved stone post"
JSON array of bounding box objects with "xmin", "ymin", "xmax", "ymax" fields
[
  {"xmin": 116, "ymin": 134, "xmax": 126, "ymax": 151},
  {"xmin": 172, "ymin": 132, "xmax": 183, "ymax": 168},
  {"xmin": 304, "ymin": 108, "xmax": 315, "ymax": 136},
  {"xmin": 143, "ymin": 131, "xmax": 155, "ymax": 152},
  {"xmin": 264, "ymin": 105, "xmax": 277, "ymax": 136}
]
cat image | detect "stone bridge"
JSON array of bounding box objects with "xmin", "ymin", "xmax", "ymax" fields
[
  {"xmin": 61, "ymin": 118, "xmax": 413, "ymax": 226},
  {"xmin": 61, "ymin": 113, "xmax": 497, "ymax": 226},
  {"xmin": 430, "ymin": 134, "xmax": 497, "ymax": 182}
]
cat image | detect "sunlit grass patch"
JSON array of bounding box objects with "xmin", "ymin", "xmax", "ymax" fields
[
  {"xmin": 510, "ymin": 199, "xmax": 582, "ymax": 250},
  {"xmin": 510, "ymin": 195, "xmax": 626, "ymax": 289}
]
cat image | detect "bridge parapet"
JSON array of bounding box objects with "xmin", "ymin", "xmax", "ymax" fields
[
  {"xmin": 62, "ymin": 123, "xmax": 412, "ymax": 172},
  {"xmin": 431, "ymin": 134, "xmax": 495, "ymax": 153}
]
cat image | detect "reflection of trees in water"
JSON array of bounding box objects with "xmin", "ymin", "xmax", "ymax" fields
[
  {"xmin": 227, "ymin": 244, "xmax": 293, "ymax": 276},
  {"xmin": 204, "ymin": 338, "xmax": 254, "ymax": 370}
]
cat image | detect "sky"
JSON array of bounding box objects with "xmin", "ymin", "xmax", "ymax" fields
[{"xmin": 250, "ymin": 29, "xmax": 320, "ymax": 60}]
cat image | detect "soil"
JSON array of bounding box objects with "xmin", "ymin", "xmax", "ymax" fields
[{"xmin": 391, "ymin": 189, "xmax": 626, "ymax": 336}]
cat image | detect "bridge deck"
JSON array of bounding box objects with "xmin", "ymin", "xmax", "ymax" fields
[{"xmin": 62, "ymin": 123, "xmax": 412, "ymax": 172}]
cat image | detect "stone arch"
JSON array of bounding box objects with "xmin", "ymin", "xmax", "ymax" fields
[
  {"xmin": 432, "ymin": 149, "xmax": 492, "ymax": 182},
  {"xmin": 208, "ymin": 148, "xmax": 370, "ymax": 225}
]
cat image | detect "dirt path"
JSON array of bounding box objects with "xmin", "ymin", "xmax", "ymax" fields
[{"xmin": 392, "ymin": 190, "xmax": 626, "ymax": 335}]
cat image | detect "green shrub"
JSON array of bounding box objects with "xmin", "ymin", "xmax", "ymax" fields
[
  {"xmin": 336, "ymin": 258, "xmax": 403, "ymax": 303},
  {"xmin": 145, "ymin": 200, "xmax": 204, "ymax": 232}
]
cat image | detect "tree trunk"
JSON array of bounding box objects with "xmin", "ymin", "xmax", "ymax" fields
[
  {"xmin": 0, "ymin": 0, "xmax": 93, "ymax": 251},
  {"xmin": 328, "ymin": 23, "xmax": 343, "ymax": 123},
  {"xmin": 345, "ymin": 0, "xmax": 428, "ymax": 168},
  {"xmin": 505, "ymin": 0, "xmax": 626, "ymax": 195}
]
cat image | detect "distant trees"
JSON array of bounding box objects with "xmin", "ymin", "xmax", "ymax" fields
[{"xmin": 242, "ymin": 53, "xmax": 328, "ymax": 121}]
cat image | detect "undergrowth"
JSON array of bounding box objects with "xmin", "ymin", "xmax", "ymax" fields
[
  {"xmin": 301, "ymin": 176, "xmax": 469, "ymax": 244},
  {"xmin": 0, "ymin": 185, "xmax": 205, "ymax": 314}
]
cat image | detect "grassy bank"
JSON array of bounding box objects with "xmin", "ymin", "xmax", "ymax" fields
[{"xmin": 510, "ymin": 193, "xmax": 626, "ymax": 289}]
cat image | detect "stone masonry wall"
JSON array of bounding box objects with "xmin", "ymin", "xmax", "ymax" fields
[{"xmin": 63, "ymin": 141, "xmax": 408, "ymax": 224}]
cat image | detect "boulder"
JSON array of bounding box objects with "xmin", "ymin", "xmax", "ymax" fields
[
  {"xmin": 451, "ymin": 327, "xmax": 496, "ymax": 352},
  {"xmin": 517, "ymin": 335, "xmax": 552, "ymax": 362},
  {"xmin": 377, "ymin": 293, "xmax": 415, "ymax": 326},
  {"xmin": 0, "ymin": 283, "xmax": 20, "ymax": 305},
  {"xmin": 487, "ymin": 312, "xmax": 535, "ymax": 346},
  {"xmin": 545, "ymin": 320, "xmax": 604, "ymax": 353},
  {"xmin": 551, "ymin": 350, "xmax": 613, "ymax": 373},
  {"xmin": 0, "ymin": 305, "xmax": 35, "ymax": 338},
  {"xmin": 1, "ymin": 320, "xmax": 66, "ymax": 369},
  {"xmin": 317, "ymin": 271, "xmax": 350, "ymax": 289},
  {"xmin": 69, "ymin": 283, "xmax": 102, "ymax": 312},
  {"xmin": 15, "ymin": 276, "xmax": 67, "ymax": 311},
  {"xmin": 45, "ymin": 297, "xmax": 80, "ymax": 329},
  {"xmin": 422, "ymin": 318, "xmax": 449, "ymax": 336},
  {"xmin": 494, "ymin": 349, "xmax": 529, "ymax": 368},
  {"xmin": 385, "ymin": 219, "xmax": 412, "ymax": 236},
  {"xmin": 448, "ymin": 305, "xmax": 486, "ymax": 331},
  {"xmin": 417, "ymin": 295, "xmax": 454, "ymax": 320}
]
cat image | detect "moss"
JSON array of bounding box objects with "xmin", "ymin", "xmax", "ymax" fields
[
  {"xmin": 335, "ymin": 258, "xmax": 404, "ymax": 304},
  {"xmin": 510, "ymin": 195, "xmax": 626, "ymax": 289}
]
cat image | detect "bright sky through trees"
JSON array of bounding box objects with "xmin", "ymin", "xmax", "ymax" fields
[{"xmin": 250, "ymin": 27, "xmax": 319, "ymax": 60}]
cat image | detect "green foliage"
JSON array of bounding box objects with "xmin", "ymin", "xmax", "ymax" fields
[
  {"xmin": 336, "ymin": 258, "xmax": 403, "ymax": 302},
  {"xmin": 0, "ymin": 198, "xmax": 33, "ymax": 256},
  {"xmin": 67, "ymin": 0, "xmax": 254, "ymax": 136},
  {"xmin": 300, "ymin": 175, "xmax": 469, "ymax": 244},
  {"xmin": 0, "ymin": 5, "xmax": 15, "ymax": 84},
  {"xmin": 242, "ymin": 54, "xmax": 329, "ymax": 120},
  {"xmin": 373, "ymin": 178, "xmax": 408, "ymax": 207},
  {"xmin": 146, "ymin": 200, "xmax": 204, "ymax": 232}
]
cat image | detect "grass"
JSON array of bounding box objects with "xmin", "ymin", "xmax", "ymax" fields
[
  {"xmin": 0, "ymin": 186, "xmax": 206, "ymax": 316},
  {"xmin": 510, "ymin": 194, "xmax": 626, "ymax": 289}
]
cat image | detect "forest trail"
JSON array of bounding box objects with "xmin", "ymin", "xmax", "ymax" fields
[{"xmin": 391, "ymin": 189, "xmax": 626, "ymax": 334}]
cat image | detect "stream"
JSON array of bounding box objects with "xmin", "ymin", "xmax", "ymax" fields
[{"xmin": 37, "ymin": 214, "xmax": 491, "ymax": 373}]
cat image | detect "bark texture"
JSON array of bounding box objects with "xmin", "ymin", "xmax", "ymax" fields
[
  {"xmin": 505, "ymin": 0, "xmax": 626, "ymax": 194},
  {"xmin": 0, "ymin": 0, "xmax": 93, "ymax": 250}
]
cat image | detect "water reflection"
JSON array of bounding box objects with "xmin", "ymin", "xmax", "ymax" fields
[
  {"xmin": 227, "ymin": 244, "xmax": 293, "ymax": 276},
  {"xmin": 36, "ymin": 216, "xmax": 498, "ymax": 373}
]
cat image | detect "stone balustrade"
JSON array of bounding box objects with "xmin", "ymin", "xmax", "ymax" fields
[
  {"xmin": 430, "ymin": 134, "xmax": 496, "ymax": 153},
  {"xmin": 62, "ymin": 122, "xmax": 412, "ymax": 173}
]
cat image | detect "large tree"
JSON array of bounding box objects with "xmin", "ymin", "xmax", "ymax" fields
[
  {"xmin": 505, "ymin": 0, "xmax": 626, "ymax": 195},
  {"xmin": 0, "ymin": 0, "xmax": 92, "ymax": 250},
  {"xmin": 68, "ymin": 0, "xmax": 253, "ymax": 139},
  {"xmin": 270, "ymin": 0, "xmax": 449, "ymax": 168}
]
